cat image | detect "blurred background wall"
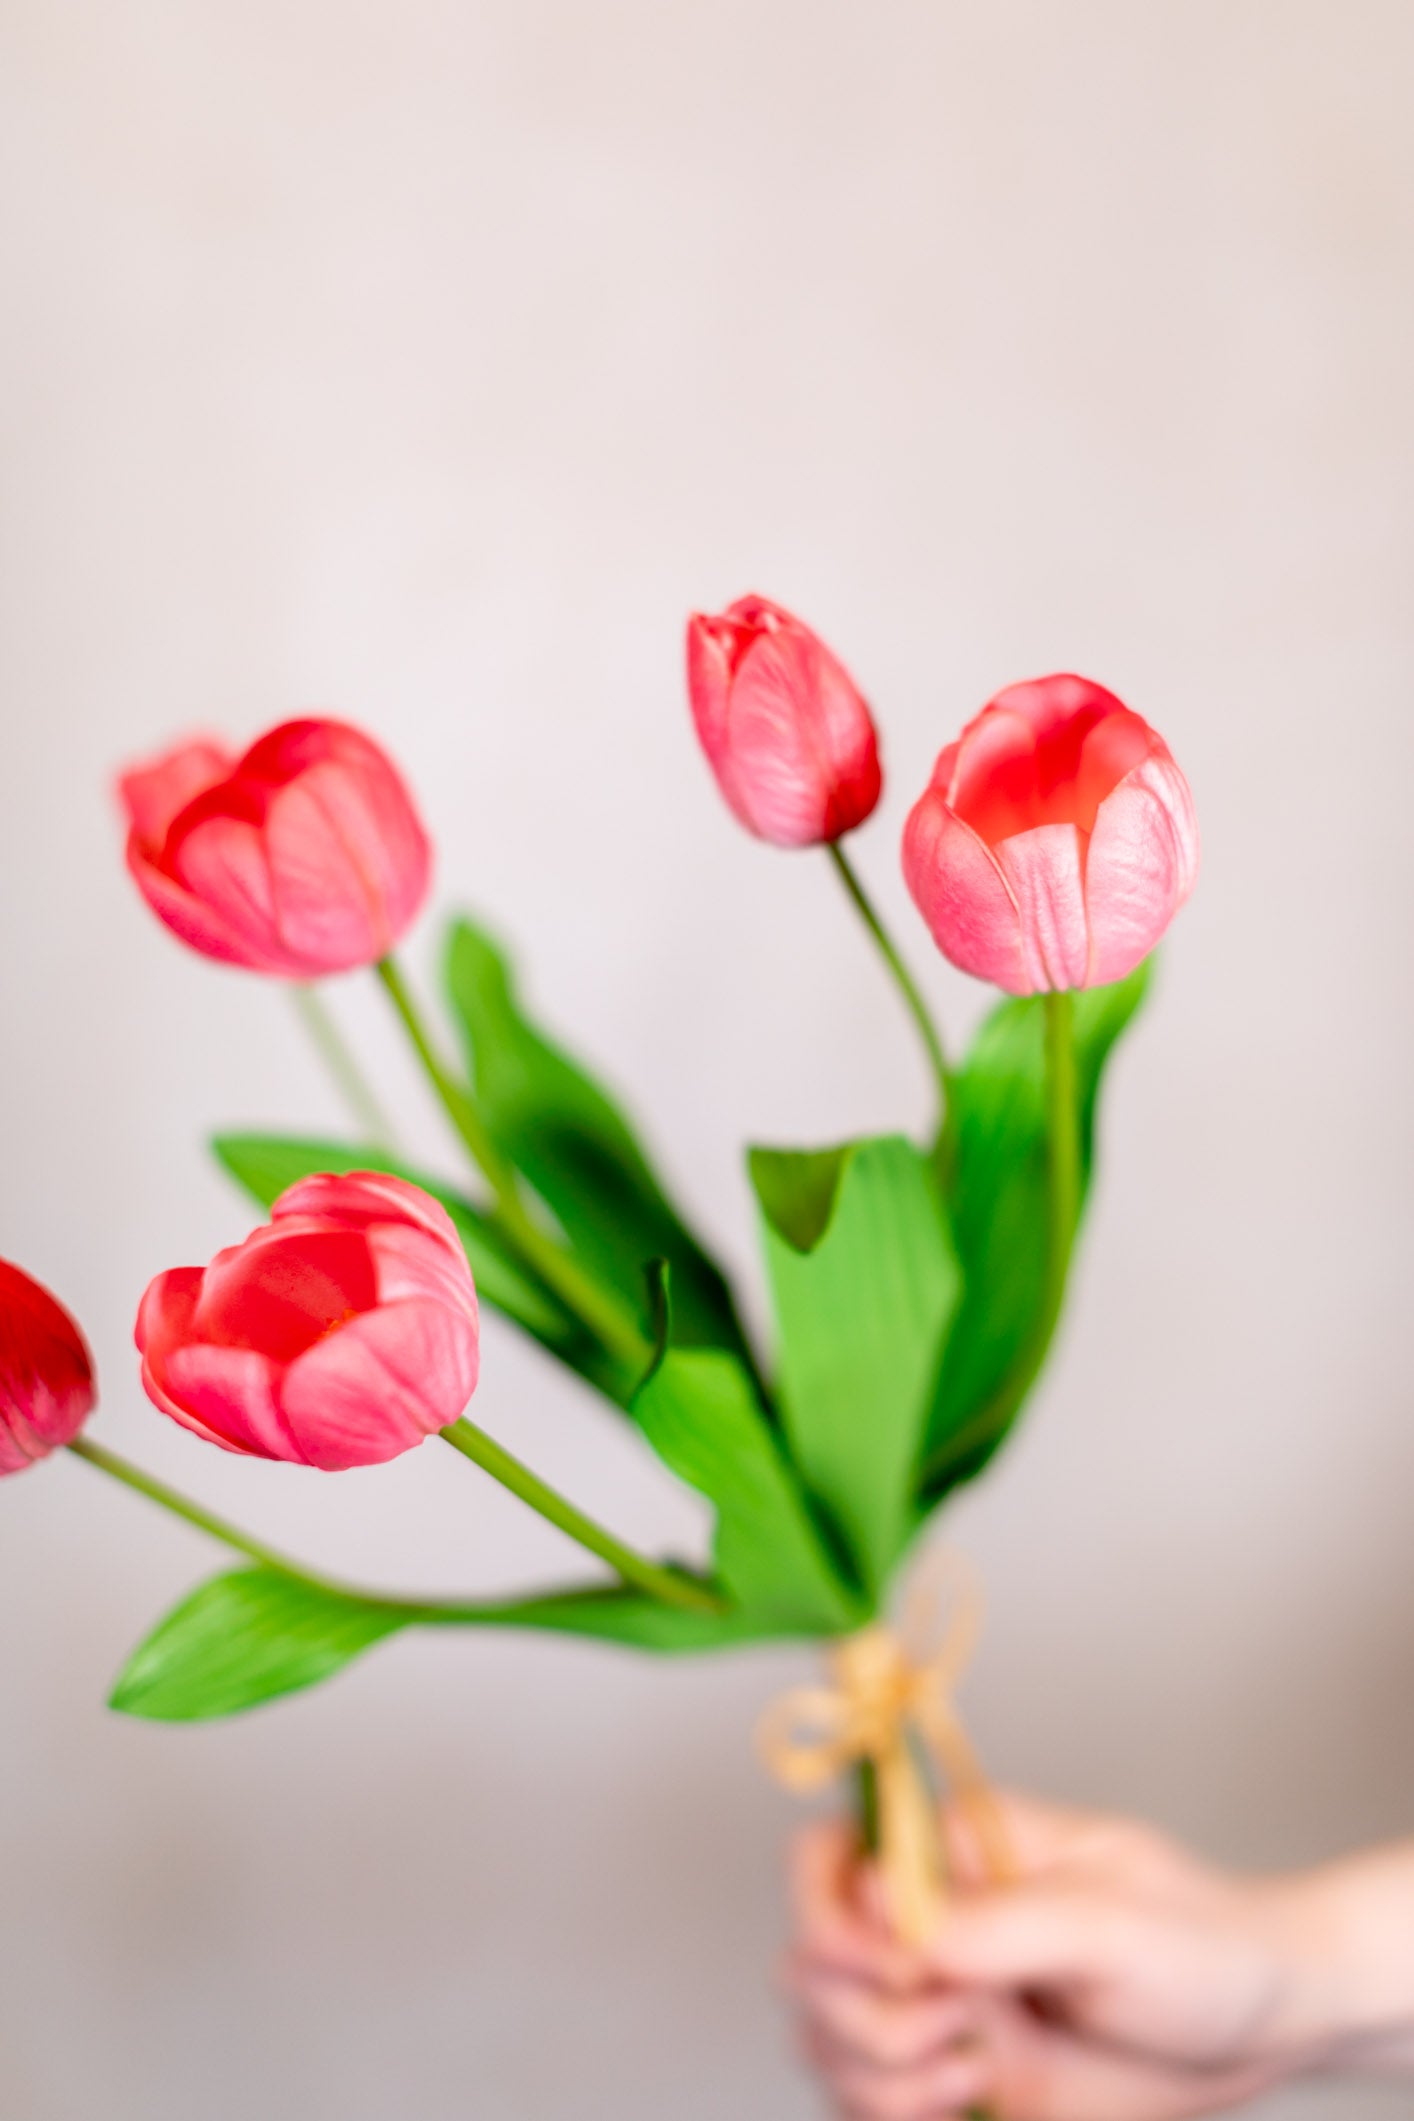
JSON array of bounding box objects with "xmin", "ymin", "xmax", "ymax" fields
[{"xmin": 3, "ymin": 3, "xmax": 1413, "ymax": 2115}]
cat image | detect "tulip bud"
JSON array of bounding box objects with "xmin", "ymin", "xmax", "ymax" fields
[
  {"xmin": 119, "ymin": 718, "xmax": 431, "ymax": 978},
  {"xmin": 903, "ymin": 674, "xmax": 1198, "ymax": 995},
  {"xmin": 135, "ymin": 1172, "xmax": 479, "ymax": 1471},
  {"xmin": 0, "ymin": 1259, "xmax": 96, "ymax": 1475},
  {"xmin": 685, "ymin": 596, "xmax": 882, "ymax": 847}
]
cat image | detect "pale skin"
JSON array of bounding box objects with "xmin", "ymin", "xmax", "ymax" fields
[{"xmin": 786, "ymin": 1792, "xmax": 1414, "ymax": 2120}]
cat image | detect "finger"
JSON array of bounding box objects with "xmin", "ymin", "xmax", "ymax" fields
[
  {"xmin": 817, "ymin": 2041, "xmax": 992, "ymax": 2120},
  {"xmin": 787, "ymin": 1962, "xmax": 983, "ymax": 2070},
  {"xmin": 790, "ymin": 1817, "xmax": 860, "ymax": 1922},
  {"xmin": 974, "ymin": 1993, "xmax": 1286, "ymax": 2121},
  {"xmin": 941, "ymin": 1788, "xmax": 1127, "ymax": 1886},
  {"xmin": 790, "ymin": 1822, "xmax": 929, "ymax": 1989},
  {"xmin": 925, "ymin": 1880, "xmax": 1142, "ymax": 1992}
]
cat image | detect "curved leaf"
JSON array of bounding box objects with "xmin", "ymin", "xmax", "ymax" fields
[
  {"xmin": 753, "ymin": 1135, "xmax": 960, "ymax": 1596},
  {"xmin": 111, "ymin": 1569, "xmax": 414, "ymax": 1721},
  {"xmin": 921, "ymin": 959, "xmax": 1153, "ymax": 1495},
  {"xmin": 443, "ymin": 918, "xmax": 762, "ymax": 1387}
]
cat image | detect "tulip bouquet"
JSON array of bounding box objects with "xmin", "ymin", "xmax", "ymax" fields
[{"xmin": 2, "ymin": 601, "xmax": 1196, "ymax": 1946}]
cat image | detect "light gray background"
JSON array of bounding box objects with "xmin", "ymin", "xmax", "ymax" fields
[{"xmin": 3, "ymin": 4, "xmax": 1412, "ymax": 2116}]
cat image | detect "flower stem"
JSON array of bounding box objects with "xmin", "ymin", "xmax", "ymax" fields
[
  {"xmin": 375, "ymin": 955, "xmax": 646, "ymax": 1369},
  {"xmin": 68, "ymin": 1436, "xmax": 340, "ymax": 1592},
  {"xmin": 290, "ymin": 983, "xmax": 398, "ymax": 1148},
  {"xmin": 441, "ymin": 1417, "xmax": 727, "ymax": 1615},
  {"xmin": 1040, "ymin": 989, "xmax": 1080, "ymax": 1334},
  {"xmin": 827, "ymin": 843, "xmax": 953, "ymax": 1146}
]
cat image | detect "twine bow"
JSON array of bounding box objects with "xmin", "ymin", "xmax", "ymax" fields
[{"xmin": 759, "ymin": 1552, "xmax": 1011, "ymax": 1944}]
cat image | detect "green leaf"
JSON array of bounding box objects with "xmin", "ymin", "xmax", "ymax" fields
[
  {"xmin": 111, "ymin": 1569, "xmax": 414, "ymax": 1721},
  {"xmin": 114, "ymin": 1562, "xmax": 825, "ymax": 1723},
  {"xmin": 753, "ymin": 1135, "xmax": 961, "ymax": 1597},
  {"xmin": 425, "ymin": 1583, "xmax": 784, "ymax": 1653},
  {"xmin": 747, "ymin": 1144, "xmax": 850, "ymax": 1254},
  {"xmin": 212, "ymin": 1133, "xmax": 625, "ymax": 1403},
  {"xmin": 442, "ymin": 918, "xmax": 761, "ymax": 1384},
  {"xmin": 921, "ymin": 959, "xmax": 1153, "ymax": 1495},
  {"xmin": 632, "ymin": 1344, "xmax": 861, "ymax": 1633}
]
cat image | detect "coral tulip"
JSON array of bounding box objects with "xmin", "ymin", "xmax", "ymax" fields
[
  {"xmin": 0, "ymin": 1259, "xmax": 96, "ymax": 1475},
  {"xmin": 120, "ymin": 718, "xmax": 431, "ymax": 977},
  {"xmin": 685, "ymin": 596, "xmax": 882, "ymax": 846},
  {"xmin": 902, "ymin": 674, "xmax": 1198, "ymax": 994},
  {"xmin": 136, "ymin": 1172, "xmax": 479, "ymax": 1471}
]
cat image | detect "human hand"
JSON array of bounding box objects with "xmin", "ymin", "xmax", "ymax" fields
[{"xmin": 785, "ymin": 1791, "xmax": 1354, "ymax": 2120}]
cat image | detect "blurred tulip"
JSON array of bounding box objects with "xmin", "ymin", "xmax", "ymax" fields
[
  {"xmin": 0, "ymin": 1258, "xmax": 96, "ymax": 1475},
  {"xmin": 136, "ymin": 1172, "xmax": 479, "ymax": 1471},
  {"xmin": 903, "ymin": 674, "xmax": 1198, "ymax": 994},
  {"xmin": 119, "ymin": 718, "xmax": 431, "ymax": 977},
  {"xmin": 685, "ymin": 596, "xmax": 882, "ymax": 846}
]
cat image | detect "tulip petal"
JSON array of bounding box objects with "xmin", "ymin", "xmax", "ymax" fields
[
  {"xmin": 158, "ymin": 1341, "xmax": 302, "ymax": 1461},
  {"xmin": 165, "ymin": 812, "xmax": 286, "ymax": 967},
  {"xmin": 274, "ymin": 1172, "xmax": 463, "ymax": 1254},
  {"xmin": 261, "ymin": 776, "xmax": 383, "ymax": 968},
  {"xmin": 118, "ymin": 740, "xmax": 234, "ymax": 852},
  {"xmin": 134, "ymin": 1265, "xmax": 203, "ymax": 1364},
  {"xmin": 193, "ymin": 1224, "xmax": 378, "ymax": 1362},
  {"xmin": 249, "ymin": 723, "xmax": 430, "ymax": 968},
  {"xmin": 1085, "ymin": 749, "xmax": 1200, "ymax": 987},
  {"xmin": 125, "ymin": 843, "xmax": 288, "ymax": 971},
  {"xmin": 366, "ymin": 1219, "xmax": 479, "ymax": 1322},
  {"xmin": 0, "ymin": 1259, "xmax": 96, "ymax": 1472},
  {"xmin": 717, "ymin": 628, "xmax": 834, "ymax": 845},
  {"xmin": 993, "ymin": 824, "xmax": 1091, "ymax": 993},
  {"xmin": 902, "ymin": 790, "xmax": 1029, "ymax": 993},
  {"xmin": 280, "ymin": 1299, "xmax": 479, "ymax": 1470}
]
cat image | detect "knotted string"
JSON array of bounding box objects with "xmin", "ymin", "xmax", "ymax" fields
[{"xmin": 759, "ymin": 1551, "xmax": 1011, "ymax": 1944}]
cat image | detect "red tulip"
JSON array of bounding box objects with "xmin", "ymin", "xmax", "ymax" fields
[
  {"xmin": 135, "ymin": 1173, "xmax": 479, "ymax": 1471},
  {"xmin": 119, "ymin": 718, "xmax": 431, "ymax": 978},
  {"xmin": 685, "ymin": 596, "xmax": 882, "ymax": 847},
  {"xmin": 902, "ymin": 675, "xmax": 1198, "ymax": 995},
  {"xmin": 0, "ymin": 1259, "xmax": 96, "ymax": 1475}
]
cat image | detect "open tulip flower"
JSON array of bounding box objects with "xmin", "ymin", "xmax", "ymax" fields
[
  {"xmin": 685, "ymin": 595, "xmax": 882, "ymax": 847},
  {"xmin": 136, "ymin": 1172, "xmax": 480, "ymax": 1471},
  {"xmin": 0, "ymin": 1258, "xmax": 96, "ymax": 1475},
  {"xmin": 902, "ymin": 673, "xmax": 1198, "ymax": 995},
  {"xmin": 120, "ymin": 717, "xmax": 431, "ymax": 977}
]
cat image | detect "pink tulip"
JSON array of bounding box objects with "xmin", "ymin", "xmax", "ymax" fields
[
  {"xmin": 685, "ymin": 596, "xmax": 882, "ymax": 847},
  {"xmin": 0, "ymin": 1259, "xmax": 96, "ymax": 1475},
  {"xmin": 902, "ymin": 674, "xmax": 1198, "ymax": 995},
  {"xmin": 119, "ymin": 718, "xmax": 431, "ymax": 977},
  {"xmin": 135, "ymin": 1173, "xmax": 479, "ymax": 1471}
]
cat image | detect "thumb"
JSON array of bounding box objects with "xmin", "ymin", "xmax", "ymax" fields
[{"xmin": 927, "ymin": 1881, "xmax": 1138, "ymax": 1993}]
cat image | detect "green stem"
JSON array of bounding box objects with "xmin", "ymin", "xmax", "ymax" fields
[
  {"xmin": 827, "ymin": 843, "xmax": 954, "ymax": 1148},
  {"xmin": 290, "ymin": 983, "xmax": 397, "ymax": 1148},
  {"xmin": 1041, "ymin": 988, "xmax": 1081, "ymax": 1333},
  {"xmin": 923, "ymin": 989, "xmax": 1080, "ymax": 1492},
  {"xmin": 375, "ymin": 955, "xmax": 646, "ymax": 1369},
  {"xmin": 441, "ymin": 1417, "xmax": 726, "ymax": 1616},
  {"xmin": 68, "ymin": 1436, "xmax": 342, "ymax": 1593}
]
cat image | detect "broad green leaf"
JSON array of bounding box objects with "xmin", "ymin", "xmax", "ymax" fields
[
  {"xmin": 754, "ymin": 1135, "xmax": 960, "ymax": 1596},
  {"xmin": 632, "ymin": 1345, "xmax": 861, "ymax": 1632},
  {"xmin": 442, "ymin": 918, "xmax": 762, "ymax": 1384},
  {"xmin": 111, "ymin": 1569, "xmax": 414, "ymax": 1721},
  {"xmin": 747, "ymin": 1144, "xmax": 850, "ymax": 1254},
  {"xmin": 212, "ymin": 1133, "xmax": 627, "ymax": 1403},
  {"xmin": 114, "ymin": 1565, "xmax": 815, "ymax": 1724},
  {"xmin": 921, "ymin": 959, "xmax": 1153, "ymax": 1496}
]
